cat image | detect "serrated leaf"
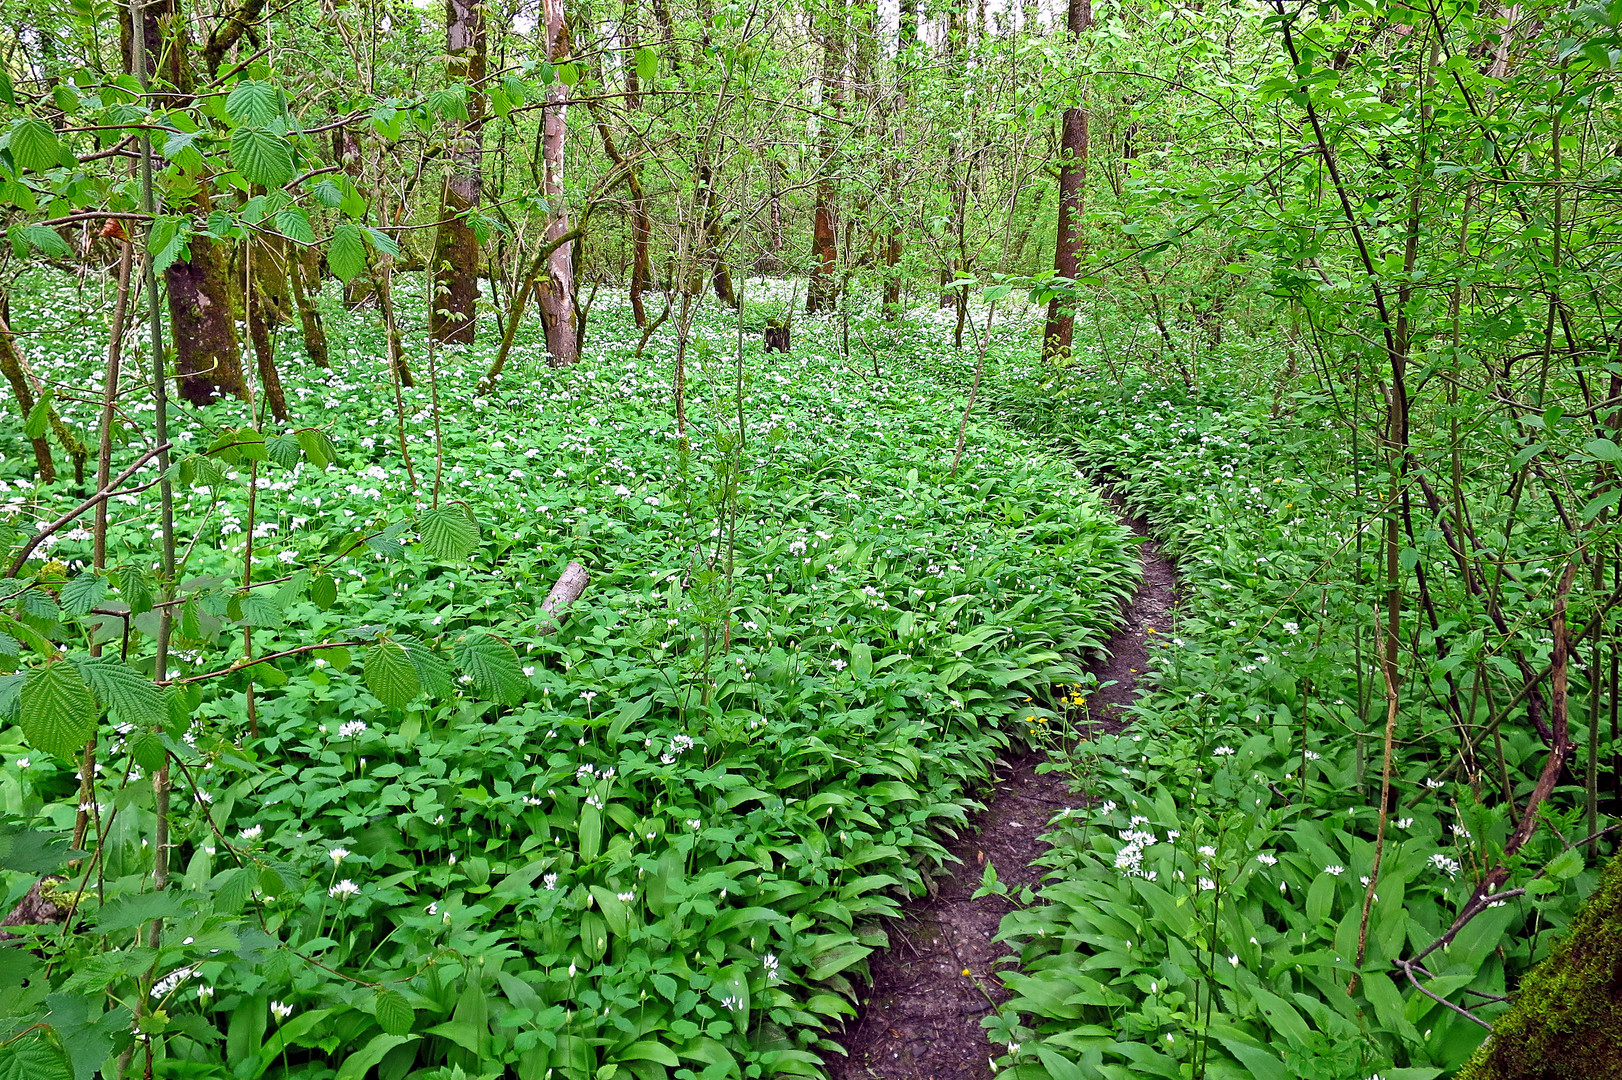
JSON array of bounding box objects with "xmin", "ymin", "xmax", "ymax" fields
[
  {"xmin": 231, "ymin": 126, "xmax": 294, "ymax": 187},
  {"xmin": 0, "ymin": 1026, "xmax": 74, "ymax": 1080},
  {"xmin": 274, "ymin": 206, "xmax": 315, "ymax": 243},
  {"xmin": 296, "ymin": 428, "xmax": 336, "ymax": 470},
  {"xmin": 146, "ymin": 215, "xmax": 190, "ymax": 274},
  {"xmin": 264, "ymin": 433, "xmax": 302, "ymax": 470},
  {"xmin": 59, "ymin": 572, "xmax": 107, "ymax": 617},
  {"xmin": 13, "ymin": 223, "xmax": 71, "ymax": 259},
  {"xmin": 75, "ymin": 656, "xmax": 165, "ymax": 728},
  {"xmin": 225, "ymin": 80, "xmax": 280, "ymax": 126},
  {"xmin": 453, "ymin": 631, "xmax": 524, "ymax": 705},
  {"xmin": 363, "ymin": 226, "xmax": 399, "ymax": 258},
  {"xmin": 364, "ymin": 640, "xmax": 420, "ymax": 708},
  {"xmin": 0, "ymin": 822, "xmax": 80, "ymax": 873},
  {"xmin": 328, "ymin": 222, "xmax": 366, "ymax": 283},
  {"xmin": 20, "ymin": 661, "xmax": 98, "ymax": 759},
  {"xmin": 95, "ymin": 889, "xmax": 187, "ymax": 931},
  {"xmin": 24, "ymin": 389, "xmax": 52, "ymax": 439},
  {"xmin": 117, "ymin": 567, "xmax": 153, "ymax": 615},
  {"xmin": 214, "ymin": 866, "xmax": 256, "ymax": 914},
  {"xmin": 427, "ymin": 87, "xmax": 468, "ymax": 120},
  {"xmin": 129, "ymin": 730, "xmax": 166, "ymax": 773},
  {"xmin": 19, "ymin": 589, "xmax": 61, "ymax": 624},
  {"xmin": 0, "ymin": 633, "xmax": 19, "ymax": 657},
  {"xmin": 231, "ymin": 590, "xmax": 285, "ymax": 628},
  {"xmin": 636, "ymin": 47, "xmax": 659, "ymax": 82},
  {"xmin": 312, "ymin": 178, "xmax": 344, "ymax": 207},
  {"xmin": 401, "ymin": 637, "xmax": 453, "ymax": 698},
  {"xmin": 417, "ymin": 506, "xmax": 478, "ymax": 561},
  {"xmin": 9, "ymin": 117, "xmax": 61, "ymax": 172},
  {"xmin": 374, "ymin": 990, "xmax": 414, "ymax": 1036},
  {"xmin": 309, "ymin": 573, "xmax": 337, "ymax": 610}
]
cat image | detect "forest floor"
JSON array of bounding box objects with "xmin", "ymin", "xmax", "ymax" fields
[{"xmin": 827, "ymin": 497, "xmax": 1178, "ymax": 1080}]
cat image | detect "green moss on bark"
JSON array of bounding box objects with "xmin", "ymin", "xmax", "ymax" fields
[{"xmin": 1457, "ymin": 850, "xmax": 1622, "ymax": 1080}]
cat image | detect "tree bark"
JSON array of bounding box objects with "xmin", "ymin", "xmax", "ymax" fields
[
  {"xmin": 538, "ymin": 0, "xmax": 580, "ymax": 365},
  {"xmin": 245, "ymin": 232, "xmax": 290, "ymax": 421},
  {"xmin": 429, "ymin": 0, "xmax": 487, "ymax": 346},
  {"xmin": 287, "ymin": 246, "xmax": 329, "ymax": 366},
  {"xmin": 1042, "ymin": 0, "xmax": 1092, "ymax": 361},
  {"xmin": 807, "ymin": 2, "xmax": 844, "ymax": 314},
  {"xmin": 0, "ymin": 313, "xmax": 55, "ymax": 483},
  {"xmin": 537, "ymin": 561, "xmax": 590, "ymax": 635}
]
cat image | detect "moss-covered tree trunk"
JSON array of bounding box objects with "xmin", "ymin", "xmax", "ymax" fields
[
  {"xmin": 244, "ymin": 233, "xmax": 290, "ymax": 421},
  {"xmin": 287, "ymin": 247, "xmax": 329, "ymax": 367},
  {"xmin": 1458, "ymin": 850, "xmax": 1622, "ymax": 1080},
  {"xmin": 429, "ymin": 0, "xmax": 487, "ymax": 346}
]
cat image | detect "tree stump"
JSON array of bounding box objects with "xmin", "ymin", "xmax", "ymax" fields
[{"xmin": 764, "ymin": 325, "xmax": 791, "ymax": 354}]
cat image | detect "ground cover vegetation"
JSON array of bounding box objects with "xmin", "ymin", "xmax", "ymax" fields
[{"xmin": 3, "ymin": 0, "xmax": 1622, "ymax": 1077}]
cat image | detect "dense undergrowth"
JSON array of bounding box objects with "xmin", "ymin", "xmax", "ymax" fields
[
  {"xmin": 0, "ymin": 275, "xmax": 1141, "ymax": 1079},
  {"xmin": 951, "ymin": 341, "xmax": 1610, "ymax": 1080}
]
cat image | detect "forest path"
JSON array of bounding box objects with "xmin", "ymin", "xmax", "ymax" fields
[{"xmin": 824, "ymin": 496, "xmax": 1178, "ymax": 1080}]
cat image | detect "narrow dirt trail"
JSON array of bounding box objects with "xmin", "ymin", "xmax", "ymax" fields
[{"xmin": 825, "ymin": 502, "xmax": 1177, "ymax": 1080}]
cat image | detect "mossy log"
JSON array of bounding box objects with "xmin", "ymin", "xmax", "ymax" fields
[{"xmin": 1457, "ymin": 850, "xmax": 1622, "ymax": 1080}]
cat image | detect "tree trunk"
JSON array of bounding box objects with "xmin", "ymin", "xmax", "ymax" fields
[
  {"xmin": 287, "ymin": 247, "xmax": 329, "ymax": 366},
  {"xmin": 620, "ymin": 0, "xmax": 650, "ymax": 326},
  {"xmin": 700, "ymin": 159, "xmax": 737, "ymax": 307},
  {"xmin": 429, "ymin": 0, "xmax": 487, "ymax": 346},
  {"xmin": 1042, "ymin": 0, "xmax": 1092, "ymax": 361},
  {"xmin": 1456, "ymin": 849, "xmax": 1622, "ymax": 1080},
  {"xmin": 122, "ymin": 0, "xmax": 249, "ymax": 407},
  {"xmin": 0, "ymin": 313, "xmax": 55, "ymax": 483},
  {"xmin": 538, "ymin": 0, "xmax": 580, "ymax": 366},
  {"xmin": 807, "ymin": 2, "xmax": 844, "ymax": 314},
  {"xmin": 245, "ymin": 232, "xmax": 290, "ymax": 421}
]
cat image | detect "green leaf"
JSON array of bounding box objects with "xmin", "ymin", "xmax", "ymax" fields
[
  {"xmin": 1585, "ymin": 438, "xmax": 1622, "ymax": 462},
  {"xmin": 225, "ymin": 80, "xmax": 280, "ymax": 126},
  {"xmin": 75, "ymin": 657, "xmax": 164, "ymax": 729},
  {"xmin": 309, "ymin": 573, "xmax": 337, "ymax": 610},
  {"xmin": 274, "ymin": 206, "xmax": 315, "ymax": 244},
  {"xmin": 0, "ymin": 822, "xmax": 80, "ymax": 873},
  {"xmin": 362, "ymin": 226, "xmax": 399, "ymax": 258},
  {"xmin": 334, "ymin": 1035, "xmax": 417, "ymax": 1080},
  {"xmin": 20, "ymin": 661, "xmax": 97, "ymax": 760},
  {"xmin": 24, "ymin": 389, "xmax": 52, "ymax": 439},
  {"xmin": 59, "ymin": 572, "xmax": 106, "ymax": 618},
  {"xmin": 231, "ymin": 127, "xmax": 295, "ymax": 187},
  {"xmin": 129, "ymin": 730, "xmax": 166, "ymax": 773},
  {"xmin": 556, "ymin": 62, "xmax": 580, "ymax": 86},
  {"xmin": 327, "ymin": 223, "xmax": 366, "ymax": 283},
  {"xmin": 9, "ymin": 118, "xmax": 62, "ymax": 172},
  {"xmin": 427, "ymin": 87, "xmax": 468, "ymax": 120},
  {"xmin": 117, "ymin": 567, "xmax": 153, "ymax": 615},
  {"xmin": 214, "ymin": 866, "xmax": 256, "ymax": 914},
  {"xmin": 417, "ymin": 505, "xmax": 479, "ymax": 561},
  {"xmin": 401, "ymin": 637, "xmax": 453, "ymax": 698},
  {"xmin": 146, "ymin": 215, "xmax": 191, "ymax": 274},
  {"xmin": 95, "ymin": 889, "xmax": 187, "ymax": 932},
  {"xmin": 636, "ymin": 47, "xmax": 659, "ymax": 82},
  {"xmin": 264, "ymin": 433, "xmax": 302, "ymax": 470},
  {"xmin": 453, "ymin": 631, "xmax": 524, "ymax": 705},
  {"xmin": 374, "ymin": 990, "xmax": 414, "ymax": 1036},
  {"xmin": 295, "ymin": 428, "xmax": 337, "ymax": 470},
  {"xmin": 12, "ymin": 223, "xmax": 71, "ymax": 259},
  {"xmin": 0, "ymin": 1026, "xmax": 74, "ymax": 1080},
  {"xmin": 364, "ymin": 640, "xmax": 420, "ymax": 708}
]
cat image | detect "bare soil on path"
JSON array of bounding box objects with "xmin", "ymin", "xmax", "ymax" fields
[{"xmin": 825, "ymin": 501, "xmax": 1178, "ymax": 1080}]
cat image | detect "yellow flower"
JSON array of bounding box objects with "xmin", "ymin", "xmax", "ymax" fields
[{"xmin": 962, "ymin": 968, "xmax": 971, "ymax": 977}]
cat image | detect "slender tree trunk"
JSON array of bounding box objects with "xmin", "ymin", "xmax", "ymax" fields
[
  {"xmin": 0, "ymin": 313, "xmax": 54, "ymax": 483},
  {"xmin": 122, "ymin": 0, "xmax": 249, "ymax": 406},
  {"xmin": 808, "ymin": 2, "xmax": 844, "ymax": 314},
  {"xmin": 429, "ymin": 0, "xmax": 487, "ymax": 345},
  {"xmin": 1042, "ymin": 0, "xmax": 1092, "ymax": 360},
  {"xmin": 287, "ymin": 248, "xmax": 329, "ymax": 366},
  {"xmin": 538, "ymin": 0, "xmax": 580, "ymax": 365},
  {"xmin": 245, "ymin": 233, "xmax": 290, "ymax": 421},
  {"xmin": 621, "ymin": 0, "xmax": 650, "ymax": 326},
  {"xmin": 700, "ymin": 158, "xmax": 737, "ymax": 307}
]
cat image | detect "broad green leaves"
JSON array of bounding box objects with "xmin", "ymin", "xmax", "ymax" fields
[
  {"xmin": 327, "ymin": 223, "xmax": 368, "ymax": 282},
  {"xmin": 230, "ymin": 127, "xmax": 295, "ymax": 187},
  {"xmin": 417, "ymin": 505, "xmax": 479, "ymax": 561},
  {"xmin": 364, "ymin": 640, "xmax": 419, "ymax": 708},
  {"xmin": 225, "ymin": 80, "xmax": 281, "ymax": 126},
  {"xmin": 452, "ymin": 631, "xmax": 524, "ymax": 705},
  {"xmin": 8, "ymin": 117, "xmax": 61, "ymax": 172},
  {"xmin": 19, "ymin": 661, "xmax": 96, "ymax": 759}
]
